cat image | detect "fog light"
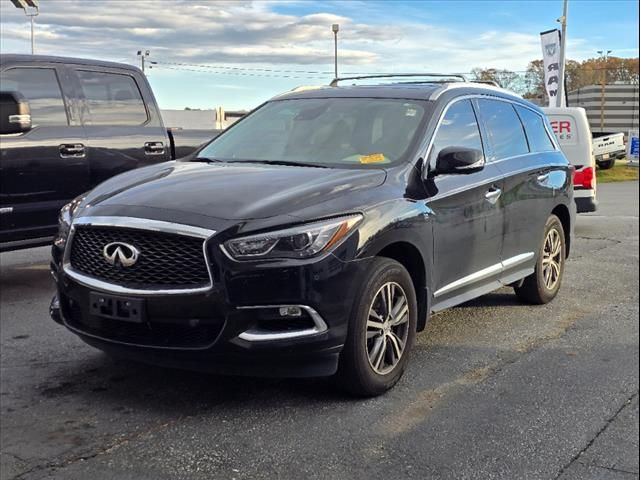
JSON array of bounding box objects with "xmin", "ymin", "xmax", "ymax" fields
[{"xmin": 279, "ymin": 306, "xmax": 302, "ymax": 317}]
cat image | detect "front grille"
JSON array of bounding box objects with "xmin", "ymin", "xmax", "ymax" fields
[
  {"xmin": 69, "ymin": 226, "xmax": 210, "ymax": 290},
  {"xmin": 63, "ymin": 297, "xmax": 223, "ymax": 349}
]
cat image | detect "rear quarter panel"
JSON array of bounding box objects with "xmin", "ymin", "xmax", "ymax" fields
[{"xmin": 497, "ymin": 150, "xmax": 572, "ymax": 263}]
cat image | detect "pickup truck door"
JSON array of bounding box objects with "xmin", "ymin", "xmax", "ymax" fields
[
  {"xmin": 0, "ymin": 63, "xmax": 89, "ymax": 247},
  {"xmin": 69, "ymin": 66, "xmax": 170, "ymax": 187}
]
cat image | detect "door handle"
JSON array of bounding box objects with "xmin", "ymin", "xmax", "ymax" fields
[
  {"xmin": 144, "ymin": 142, "xmax": 165, "ymax": 155},
  {"xmin": 59, "ymin": 144, "xmax": 85, "ymax": 158},
  {"xmin": 484, "ymin": 187, "xmax": 502, "ymax": 205},
  {"xmin": 537, "ymin": 173, "xmax": 550, "ymax": 183}
]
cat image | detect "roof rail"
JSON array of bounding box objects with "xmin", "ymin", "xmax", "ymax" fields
[
  {"xmin": 289, "ymin": 85, "xmax": 324, "ymax": 93},
  {"xmin": 272, "ymin": 85, "xmax": 324, "ymax": 98},
  {"xmin": 473, "ymin": 80, "xmax": 500, "ymax": 87},
  {"xmin": 329, "ymin": 73, "xmax": 467, "ymax": 87},
  {"xmin": 429, "ymin": 82, "xmax": 523, "ymax": 101}
]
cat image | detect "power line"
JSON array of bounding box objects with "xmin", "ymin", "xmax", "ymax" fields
[
  {"xmin": 150, "ymin": 63, "xmax": 329, "ymax": 80},
  {"xmin": 146, "ymin": 56, "xmax": 637, "ymax": 83},
  {"xmin": 152, "ymin": 60, "xmax": 636, "ymax": 77},
  {"xmin": 153, "ymin": 60, "xmax": 333, "ymax": 75}
]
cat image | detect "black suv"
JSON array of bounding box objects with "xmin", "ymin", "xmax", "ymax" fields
[{"xmin": 50, "ymin": 75, "xmax": 575, "ymax": 396}]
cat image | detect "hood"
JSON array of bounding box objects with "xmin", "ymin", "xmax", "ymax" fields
[{"xmin": 84, "ymin": 161, "xmax": 387, "ymax": 220}]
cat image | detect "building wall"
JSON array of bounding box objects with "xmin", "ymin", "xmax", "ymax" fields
[
  {"xmin": 568, "ymin": 84, "xmax": 639, "ymax": 134},
  {"xmin": 160, "ymin": 109, "xmax": 217, "ymax": 129},
  {"xmin": 160, "ymin": 108, "xmax": 247, "ymax": 130}
]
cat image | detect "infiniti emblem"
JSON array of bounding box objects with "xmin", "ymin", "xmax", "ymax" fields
[{"xmin": 103, "ymin": 242, "xmax": 139, "ymax": 267}]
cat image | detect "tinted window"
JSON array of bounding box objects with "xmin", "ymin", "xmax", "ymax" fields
[
  {"xmin": 476, "ymin": 99, "xmax": 529, "ymax": 160},
  {"xmin": 199, "ymin": 98, "xmax": 427, "ymax": 167},
  {"xmin": 0, "ymin": 68, "xmax": 68, "ymax": 126},
  {"xmin": 516, "ymin": 106, "xmax": 555, "ymax": 152},
  {"xmin": 429, "ymin": 99, "xmax": 483, "ymax": 166},
  {"xmin": 77, "ymin": 70, "xmax": 147, "ymax": 125}
]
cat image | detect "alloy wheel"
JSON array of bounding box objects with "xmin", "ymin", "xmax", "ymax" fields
[
  {"xmin": 366, "ymin": 281, "xmax": 410, "ymax": 375},
  {"xmin": 542, "ymin": 227, "xmax": 563, "ymax": 290}
]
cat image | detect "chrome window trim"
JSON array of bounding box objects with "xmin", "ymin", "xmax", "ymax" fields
[
  {"xmin": 513, "ymin": 104, "xmax": 561, "ymax": 152},
  {"xmin": 62, "ymin": 216, "xmax": 216, "ymax": 295},
  {"xmin": 420, "ymin": 95, "xmax": 483, "ymax": 171},
  {"xmin": 434, "ymin": 252, "xmax": 534, "ymax": 298},
  {"xmin": 236, "ymin": 305, "xmax": 328, "ymax": 342},
  {"xmin": 419, "ymin": 93, "xmax": 560, "ymax": 171}
]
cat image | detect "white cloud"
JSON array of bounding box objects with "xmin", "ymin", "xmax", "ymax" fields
[{"xmin": 0, "ymin": 0, "xmax": 598, "ymax": 75}]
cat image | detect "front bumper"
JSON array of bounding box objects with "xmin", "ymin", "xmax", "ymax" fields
[{"xmin": 50, "ymin": 235, "xmax": 371, "ymax": 378}]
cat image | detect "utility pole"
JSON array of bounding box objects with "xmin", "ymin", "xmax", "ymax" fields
[
  {"xmin": 556, "ymin": 0, "xmax": 568, "ymax": 107},
  {"xmin": 597, "ymin": 49, "xmax": 612, "ymax": 131},
  {"xmin": 332, "ymin": 24, "xmax": 339, "ymax": 80},
  {"xmin": 137, "ymin": 50, "xmax": 150, "ymax": 73},
  {"xmin": 10, "ymin": 0, "xmax": 39, "ymax": 55}
]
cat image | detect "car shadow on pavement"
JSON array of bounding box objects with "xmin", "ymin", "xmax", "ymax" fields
[
  {"xmin": 35, "ymin": 351, "xmax": 349, "ymax": 414},
  {"xmin": 28, "ymin": 290, "xmax": 528, "ymax": 412},
  {"xmin": 0, "ymin": 262, "xmax": 55, "ymax": 304},
  {"xmin": 454, "ymin": 291, "xmax": 522, "ymax": 309}
]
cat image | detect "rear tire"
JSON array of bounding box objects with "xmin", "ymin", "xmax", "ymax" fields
[
  {"xmin": 514, "ymin": 214, "xmax": 566, "ymax": 305},
  {"xmin": 598, "ymin": 159, "xmax": 615, "ymax": 170},
  {"xmin": 337, "ymin": 257, "xmax": 417, "ymax": 397}
]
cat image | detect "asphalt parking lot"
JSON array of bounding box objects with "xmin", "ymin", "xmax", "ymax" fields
[{"xmin": 1, "ymin": 181, "xmax": 638, "ymax": 480}]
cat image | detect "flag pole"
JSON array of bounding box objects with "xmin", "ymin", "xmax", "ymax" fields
[{"xmin": 556, "ymin": 0, "xmax": 568, "ymax": 107}]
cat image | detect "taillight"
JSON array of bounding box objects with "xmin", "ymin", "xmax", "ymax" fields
[{"xmin": 574, "ymin": 166, "xmax": 594, "ymax": 189}]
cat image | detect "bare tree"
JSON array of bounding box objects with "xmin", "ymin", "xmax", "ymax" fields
[{"xmin": 470, "ymin": 68, "xmax": 524, "ymax": 94}]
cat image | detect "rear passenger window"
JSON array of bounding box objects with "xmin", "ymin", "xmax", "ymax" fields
[
  {"xmin": 0, "ymin": 68, "xmax": 68, "ymax": 126},
  {"xmin": 429, "ymin": 100, "xmax": 483, "ymax": 166},
  {"xmin": 476, "ymin": 99, "xmax": 529, "ymax": 160},
  {"xmin": 77, "ymin": 70, "xmax": 147, "ymax": 125},
  {"xmin": 515, "ymin": 106, "xmax": 556, "ymax": 152}
]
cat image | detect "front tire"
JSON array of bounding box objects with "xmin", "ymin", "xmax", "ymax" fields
[
  {"xmin": 514, "ymin": 214, "xmax": 566, "ymax": 304},
  {"xmin": 337, "ymin": 258, "xmax": 417, "ymax": 397}
]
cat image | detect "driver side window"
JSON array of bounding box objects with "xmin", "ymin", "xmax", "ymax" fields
[{"xmin": 429, "ymin": 99, "xmax": 483, "ymax": 168}]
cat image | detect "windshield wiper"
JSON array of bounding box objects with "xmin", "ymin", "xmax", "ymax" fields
[
  {"xmin": 191, "ymin": 157, "xmax": 224, "ymax": 163},
  {"xmin": 238, "ymin": 159, "xmax": 329, "ymax": 168}
]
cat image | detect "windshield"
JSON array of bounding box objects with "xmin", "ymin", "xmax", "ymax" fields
[{"xmin": 197, "ymin": 98, "xmax": 428, "ymax": 167}]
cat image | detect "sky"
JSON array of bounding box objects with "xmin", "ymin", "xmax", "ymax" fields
[{"xmin": 1, "ymin": 0, "xmax": 638, "ymax": 110}]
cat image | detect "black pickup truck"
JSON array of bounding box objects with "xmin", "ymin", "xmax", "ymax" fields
[{"xmin": 0, "ymin": 54, "xmax": 219, "ymax": 252}]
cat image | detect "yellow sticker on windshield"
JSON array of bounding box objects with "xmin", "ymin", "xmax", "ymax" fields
[{"xmin": 359, "ymin": 153, "xmax": 386, "ymax": 164}]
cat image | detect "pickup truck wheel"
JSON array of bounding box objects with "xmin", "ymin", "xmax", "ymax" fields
[
  {"xmin": 337, "ymin": 258, "xmax": 417, "ymax": 397},
  {"xmin": 514, "ymin": 214, "xmax": 566, "ymax": 305},
  {"xmin": 598, "ymin": 159, "xmax": 615, "ymax": 170}
]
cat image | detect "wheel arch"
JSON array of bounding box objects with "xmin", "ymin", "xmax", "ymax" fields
[
  {"xmin": 551, "ymin": 204, "xmax": 571, "ymax": 258},
  {"xmin": 375, "ymin": 241, "xmax": 429, "ymax": 331}
]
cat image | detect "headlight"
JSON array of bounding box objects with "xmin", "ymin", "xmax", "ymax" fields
[
  {"xmin": 54, "ymin": 195, "xmax": 86, "ymax": 248},
  {"xmin": 223, "ymin": 214, "xmax": 363, "ymax": 260}
]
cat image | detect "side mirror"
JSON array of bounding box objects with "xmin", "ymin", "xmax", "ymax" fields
[
  {"xmin": 0, "ymin": 91, "xmax": 32, "ymax": 135},
  {"xmin": 434, "ymin": 146, "xmax": 484, "ymax": 175}
]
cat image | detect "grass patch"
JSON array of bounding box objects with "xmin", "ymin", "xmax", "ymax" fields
[{"xmin": 597, "ymin": 161, "xmax": 639, "ymax": 183}]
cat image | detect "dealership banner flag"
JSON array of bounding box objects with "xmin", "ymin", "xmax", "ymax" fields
[{"xmin": 540, "ymin": 29, "xmax": 565, "ymax": 107}]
